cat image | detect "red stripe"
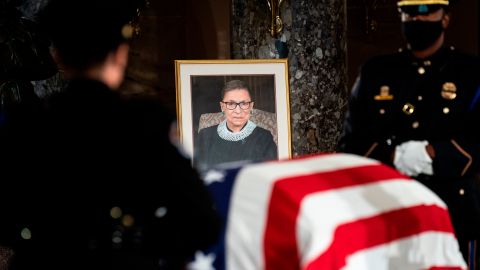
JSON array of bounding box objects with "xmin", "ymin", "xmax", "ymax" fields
[
  {"xmin": 428, "ymin": 267, "xmax": 464, "ymax": 270},
  {"xmin": 305, "ymin": 205, "xmax": 454, "ymax": 270},
  {"xmin": 263, "ymin": 164, "xmax": 410, "ymax": 270}
]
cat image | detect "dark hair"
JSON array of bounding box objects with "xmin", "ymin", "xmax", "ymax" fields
[
  {"xmin": 38, "ymin": 0, "xmax": 142, "ymax": 70},
  {"xmin": 221, "ymin": 80, "xmax": 252, "ymax": 99},
  {"xmin": 0, "ymin": 1, "xmax": 57, "ymax": 81}
]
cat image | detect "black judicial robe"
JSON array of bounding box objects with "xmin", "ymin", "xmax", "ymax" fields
[{"xmin": 194, "ymin": 124, "xmax": 277, "ymax": 172}]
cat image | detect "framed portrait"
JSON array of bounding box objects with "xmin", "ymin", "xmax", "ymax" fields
[{"xmin": 175, "ymin": 59, "xmax": 291, "ymax": 170}]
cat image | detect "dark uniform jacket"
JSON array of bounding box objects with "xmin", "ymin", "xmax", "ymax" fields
[
  {"xmin": 1, "ymin": 79, "xmax": 220, "ymax": 270},
  {"xmin": 339, "ymin": 46, "xmax": 480, "ymax": 253}
]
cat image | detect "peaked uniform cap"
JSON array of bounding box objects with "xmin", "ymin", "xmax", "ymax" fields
[
  {"xmin": 398, "ymin": 0, "xmax": 449, "ymax": 6},
  {"xmin": 398, "ymin": 0, "xmax": 449, "ymax": 15}
]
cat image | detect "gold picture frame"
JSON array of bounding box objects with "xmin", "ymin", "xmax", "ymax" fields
[{"xmin": 175, "ymin": 59, "xmax": 291, "ymax": 168}]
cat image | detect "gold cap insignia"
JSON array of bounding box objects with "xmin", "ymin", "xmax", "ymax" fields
[
  {"xmin": 441, "ymin": 82, "xmax": 457, "ymax": 100},
  {"xmin": 402, "ymin": 103, "xmax": 415, "ymax": 115},
  {"xmin": 374, "ymin": 85, "xmax": 394, "ymax": 101}
]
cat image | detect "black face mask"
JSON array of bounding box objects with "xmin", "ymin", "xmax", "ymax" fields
[{"xmin": 401, "ymin": 20, "xmax": 444, "ymax": 51}]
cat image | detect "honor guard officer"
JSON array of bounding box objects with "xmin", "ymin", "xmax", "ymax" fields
[{"xmin": 339, "ymin": 0, "xmax": 480, "ymax": 267}]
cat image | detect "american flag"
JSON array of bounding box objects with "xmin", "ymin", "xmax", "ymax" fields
[{"xmin": 188, "ymin": 153, "xmax": 467, "ymax": 270}]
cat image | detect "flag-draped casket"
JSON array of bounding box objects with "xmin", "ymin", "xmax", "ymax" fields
[{"xmin": 189, "ymin": 153, "xmax": 466, "ymax": 270}]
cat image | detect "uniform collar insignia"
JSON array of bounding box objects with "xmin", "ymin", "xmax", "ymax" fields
[{"xmin": 374, "ymin": 85, "xmax": 394, "ymax": 101}]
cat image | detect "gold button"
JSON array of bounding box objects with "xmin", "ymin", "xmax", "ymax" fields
[
  {"xmin": 402, "ymin": 103, "xmax": 415, "ymax": 115},
  {"xmin": 110, "ymin": 207, "xmax": 122, "ymax": 219},
  {"xmin": 379, "ymin": 109, "xmax": 385, "ymax": 114},
  {"xmin": 459, "ymin": 188, "xmax": 465, "ymax": 195},
  {"xmin": 443, "ymin": 107, "xmax": 450, "ymax": 114},
  {"xmin": 412, "ymin": 121, "xmax": 419, "ymax": 129},
  {"xmin": 122, "ymin": 215, "xmax": 135, "ymax": 227},
  {"xmin": 423, "ymin": 60, "xmax": 431, "ymax": 66},
  {"xmin": 417, "ymin": 96, "xmax": 423, "ymax": 101},
  {"xmin": 418, "ymin": 67, "xmax": 425, "ymax": 74}
]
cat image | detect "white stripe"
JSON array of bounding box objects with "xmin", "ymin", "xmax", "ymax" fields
[
  {"xmin": 341, "ymin": 232, "xmax": 467, "ymax": 270},
  {"xmin": 225, "ymin": 153, "xmax": 380, "ymax": 270},
  {"xmin": 297, "ymin": 180, "xmax": 448, "ymax": 267},
  {"xmin": 255, "ymin": 153, "xmax": 380, "ymax": 181}
]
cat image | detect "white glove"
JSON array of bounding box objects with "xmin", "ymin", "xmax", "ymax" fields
[{"xmin": 394, "ymin": 140, "xmax": 433, "ymax": 177}]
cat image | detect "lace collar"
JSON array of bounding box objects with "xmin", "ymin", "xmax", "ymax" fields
[{"xmin": 217, "ymin": 120, "xmax": 256, "ymax": 142}]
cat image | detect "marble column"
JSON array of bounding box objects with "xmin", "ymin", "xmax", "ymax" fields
[
  {"xmin": 232, "ymin": 0, "xmax": 348, "ymax": 156},
  {"xmin": 20, "ymin": 0, "xmax": 65, "ymax": 97}
]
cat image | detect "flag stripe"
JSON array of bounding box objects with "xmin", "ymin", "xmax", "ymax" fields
[
  {"xmin": 297, "ymin": 180, "xmax": 447, "ymax": 265},
  {"xmin": 341, "ymin": 232, "xmax": 465, "ymax": 270},
  {"xmin": 225, "ymin": 153, "xmax": 465, "ymax": 270},
  {"xmin": 226, "ymin": 153, "xmax": 380, "ymax": 269},
  {"xmin": 304, "ymin": 205, "xmax": 454, "ymax": 270},
  {"xmin": 428, "ymin": 267, "xmax": 465, "ymax": 270},
  {"xmin": 263, "ymin": 164, "xmax": 410, "ymax": 270}
]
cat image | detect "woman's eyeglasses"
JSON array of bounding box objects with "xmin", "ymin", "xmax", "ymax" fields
[{"xmin": 222, "ymin": 101, "xmax": 253, "ymax": 110}]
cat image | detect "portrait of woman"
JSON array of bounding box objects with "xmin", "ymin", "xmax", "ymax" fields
[{"xmin": 194, "ymin": 79, "xmax": 277, "ymax": 171}]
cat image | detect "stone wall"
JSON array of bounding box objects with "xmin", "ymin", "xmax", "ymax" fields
[{"xmin": 232, "ymin": 0, "xmax": 348, "ymax": 156}]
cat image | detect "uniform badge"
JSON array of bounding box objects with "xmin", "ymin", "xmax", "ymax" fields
[
  {"xmin": 441, "ymin": 82, "xmax": 457, "ymax": 100},
  {"xmin": 374, "ymin": 85, "xmax": 394, "ymax": 101}
]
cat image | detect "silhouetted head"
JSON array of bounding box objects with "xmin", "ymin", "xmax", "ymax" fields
[
  {"xmin": 397, "ymin": 0, "xmax": 450, "ymax": 52},
  {"xmin": 38, "ymin": 0, "xmax": 142, "ymax": 70}
]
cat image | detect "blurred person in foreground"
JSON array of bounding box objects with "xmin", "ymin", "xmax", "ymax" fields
[
  {"xmin": 338, "ymin": 0, "xmax": 480, "ymax": 266},
  {"xmin": 0, "ymin": 0, "xmax": 220, "ymax": 269}
]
